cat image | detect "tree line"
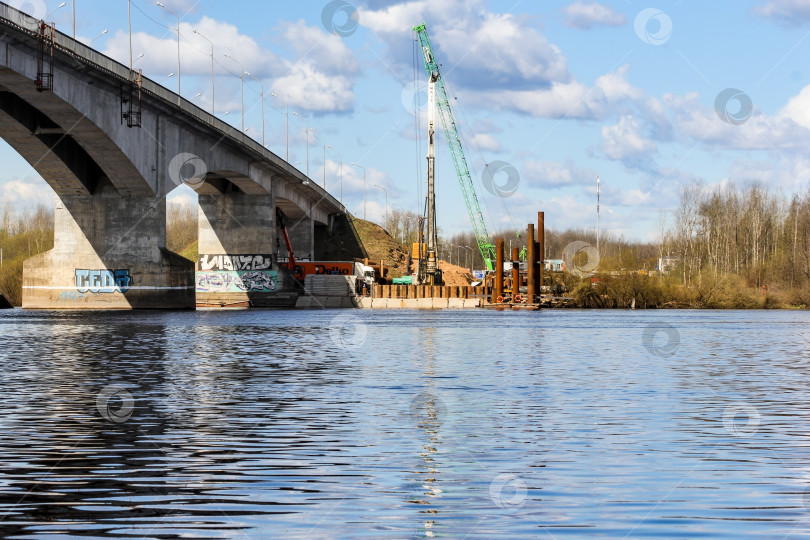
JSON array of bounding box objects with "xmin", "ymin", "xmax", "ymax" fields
[{"xmin": 2, "ymin": 182, "xmax": 808, "ymax": 308}]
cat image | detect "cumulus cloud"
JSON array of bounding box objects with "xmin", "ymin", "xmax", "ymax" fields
[
  {"xmin": 470, "ymin": 133, "xmax": 502, "ymax": 152},
  {"xmin": 754, "ymin": 0, "xmax": 810, "ymax": 23},
  {"xmin": 491, "ymin": 64, "xmax": 642, "ymax": 119},
  {"xmin": 522, "ymin": 158, "xmax": 596, "ymax": 189},
  {"xmin": 562, "ymin": 1, "xmax": 627, "ymax": 29},
  {"xmin": 103, "ymin": 17, "xmax": 283, "ymax": 79},
  {"xmin": 599, "ymin": 115, "xmax": 657, "ymax": 169},
  {"xmin": 102, "ymin": 16, "xmax": 360, "ymax": 113},
  {"xmin": 0, "ymin": 178, "xmax": 53, "ymax": 205},
  {"xmin": 360, "ymin": 1, "xmax": 644, "ymax": 120},
  {"xmin": 271, "ymin": 63, "xmax": 355, "ymax": 112},
  {"xmin": 728, "ymin": 157, "xmax": 810, "ymax": 192},
  {"xmin": 360, "ymin": 0, "xmax": 569, "ymax": 89},
  {"xmin": 660, "ymin": 90, "xmax": 810, "ymax": 152},
  {"xmin": 279, "ymin": 20, "xmax": 359, "ymax": 76}
]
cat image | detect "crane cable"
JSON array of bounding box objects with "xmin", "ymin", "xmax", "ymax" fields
[
  {"xmin": 442, "ymin": 75, "xmax": 520, "ymax": 239},
  {"xmin": 412, "ymin": 33, "xmax": 423, "ymax": 212}
]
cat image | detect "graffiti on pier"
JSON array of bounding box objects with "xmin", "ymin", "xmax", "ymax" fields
[
  {"xmin": 76, "ymin": 269, "xmax": 132, "ymax": 293},
  {"xmin": 198, "ymin": 254, "xmax": 273, "ymax": 271},
  {"xmin": 195, "ymin": 271, "xmax": 278, "ymax": 293}
]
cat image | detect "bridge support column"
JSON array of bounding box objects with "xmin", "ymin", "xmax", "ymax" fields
[
  {"xmin": 197, "ymin": 192, "xmax": 298, "ymax": 308},
  {"xmin": 22, "ymin": 183, "xmax": 195, "ymax": 309},
  {"xmin": 285, "ymin": 216, "xmax": 315, "ymax": 262}
]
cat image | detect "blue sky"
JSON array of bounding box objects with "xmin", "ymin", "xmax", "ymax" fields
[{"xmin": 3, "ymin": 0, "xmax": 810, "ymax": 241}]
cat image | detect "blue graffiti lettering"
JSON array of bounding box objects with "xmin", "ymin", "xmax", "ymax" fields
[{"xmin": 75, "ymin": 269, "xmax": 132, "ymax": 294}]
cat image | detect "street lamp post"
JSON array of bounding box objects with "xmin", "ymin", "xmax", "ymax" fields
[
  {"xmin": 463, "ymin": 246, "xmax": 473, "ymax": 274},
  {"xmin": 327, "ymin": 145, "xmax": 342, "ymax": 202},
  {"xmin": 350, "ymin": 163, "xmax": 366, "ymax": 220},
  {"xmin": 193, "ymin": 29, "xmax": 214, "ymax": 115},
  {"xmin": 156, "ymin": 2, "xmax": 180, "ymax": 104},
  {"xmin": 374, "ymin": 184, "xmax": 388, "ymax": 221},
  {"xmin": 90, "ymin": 28, "xmax": 107, "ymax": 45},
  {"xmin": 46, "ymin": 2, "xmax": 66, "ymax": 21},
  {"xmin": 127, "ymin": 0, "xmax": 132, "ymax": 71},
  {"xmin": 292, "ymin": 112, "xmax": 314, "ymax": 177},
  {"xmin": 223, "ymin": 53, "xmax": 244, "ymax": 132},
  {"xmin": 271, "ymin": 93, "xmax": 289, "ymax": 162},
  {"xmin": 71, "ymin": 0, "xmax": 75, "ymax": 38},
  {"xmin": 159, "ymin": 72, "xmax": 175, "ymax": 84},
  {"xmin": 244, "ymin": 71, "xmax": 264, "ymax": 146}
]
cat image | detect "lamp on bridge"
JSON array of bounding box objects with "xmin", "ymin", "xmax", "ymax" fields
[
  {"xmin": 90, "ymin": 29, "xmax": 107, "ymax": 46},
  {"xmin": 46, "ymin": 2, "xmax": 66, "ymax": 20},
  {"xmin": 156, "ymin": 2, "xmax": 181, "ymax": 104},
  {"xmin": 271, "ymin": 93, "xmax": 289, "ymax": 161},
  {"xmin": 244, "ymin": 72, "xmax": 265, "ymax": 146},
  {"xmin": 223, "ymin": 53, "xmax": 244, "ymax": 132},
  {"xmin": 327, "ymin": 145, "xmax": 343, "ymax": 203},
  {"xmin": 350, "ymin": 162, "xmax": 367, "ymax": 220},
  {"xmin": 193, "ymin": 29, "xmax": 215, "ymax": 116}
]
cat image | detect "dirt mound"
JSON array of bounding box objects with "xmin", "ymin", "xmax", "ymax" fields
[
  {"xmin": 349, "ymin": 217, "xmax": 408, "ymax": 278},
  {"xmin": 438, "ymin": 260, "xmax": 473, "ymax": 286}
]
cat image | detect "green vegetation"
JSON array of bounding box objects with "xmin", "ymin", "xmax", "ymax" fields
[
  {"xmin": 440, "ymin": 182, "xmax": 810, "ymax": 309},
  {"xmin": 166, "ymin": 203, "xmax": 197, "ymax": 262},
  {"xmin": 0, "ymin": 202, "xmax": 197, "ymax": 307},
  {"xmin": 0, "ymin": 203, "xmax": 53, "ymax": 306},
  {"xmin": 2, "ymin": 181, "xmax": 807, "ymax": 309}
]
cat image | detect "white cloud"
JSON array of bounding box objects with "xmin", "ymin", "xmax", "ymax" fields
[
  {"xmin": 599, "ymin": 115, "xmax": 657, "ymax": 166},
  {"xmin": 522, "ymin": 158, "xmax": 596, "ymax": 189},
  {"xmin": 103, "ymin": 17, "xmax": 283, "ymax": 79},
  {"xmin": 360, "ymin": 0, "xmax": 569, "ymax": 89},
  {"xmin": 279, "ymin": 20, "xmax": 359, "ymax": 76},
  {"xmin": 271, "ymin": 63, "xmax": 355, "ymax": 112},
  {"xmin": 0, "ymin": 178, "xmax": 53, "ymax": 206},
  {"xmin": 360, "ymin": 1, "xmax": 643, "ymax": 120},
  {"xmin": 779, "ymin": 84, "xmax": 810, "ymax": 129},
  {"xmin": 662, "ymin": 91, "xmax": 810, "ymax": 152},
  {"xmin": 492, "ymin": 64, "xmax": 642, "ymax": 119},
  {"xmin": 470, "ymin": 133, "xmax": 502, "ymax": 152},
  {"xmin": 102, "ymin": 16, "xmax": 360, "ymax": 113},
  {"xmin": 562, "ymin": 1, "xmax": 627, "ymax": 29},
  {"xmin": 754, "ymin": 0, "xmax": 810, "ymax": 23},
  {"xmin": 438, "ymin": 11, "xmax": 569, "ymax": 89},
  {"xmin": 728, "ymin": 157, "xmax": 810, "ymax": 192}
]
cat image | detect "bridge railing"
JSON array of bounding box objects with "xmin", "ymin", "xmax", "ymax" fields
[{"xmin": 0, "ymin": 1, "xmax": 344, "ymax": 214}]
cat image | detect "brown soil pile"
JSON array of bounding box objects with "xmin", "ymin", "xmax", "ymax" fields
[{"xmin": 438, "ymin": 260, "xmax": 473, "ymax": 286}]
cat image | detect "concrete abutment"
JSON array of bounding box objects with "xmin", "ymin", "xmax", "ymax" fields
[
  {"xmin": 196, "ymin": 190, "xmax": 298, "ymax": 308},
  {"xmin": 23, "ymin": 183, "xmax": 195, "ymax": 309}
]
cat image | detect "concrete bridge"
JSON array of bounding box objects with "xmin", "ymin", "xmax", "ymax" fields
[{"xmin": 0, "ymin": 2, "xmax": 346, "ymax": 309}]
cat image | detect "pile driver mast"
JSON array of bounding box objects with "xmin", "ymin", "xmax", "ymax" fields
[{"xmin": 413, "ymin": 23, "xmax": 496, "ymax": 273}]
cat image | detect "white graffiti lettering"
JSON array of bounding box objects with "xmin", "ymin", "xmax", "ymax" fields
[
  {"xmin": 195, "ymin": 271, "xmax": 278, "ymax": 293},
  {"xmin": 198, "ymin": 254, "xmax": 273, "ymax": 271}
]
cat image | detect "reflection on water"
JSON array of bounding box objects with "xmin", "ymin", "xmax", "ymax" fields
[{"xmin": 1, "ymin": 308, "xmax": 810, "ymax": 538}]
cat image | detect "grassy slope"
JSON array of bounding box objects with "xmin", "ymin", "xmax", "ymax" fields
[{"xmin": 348, "ymin": 217, "xmax": 407, "ymax": 278}]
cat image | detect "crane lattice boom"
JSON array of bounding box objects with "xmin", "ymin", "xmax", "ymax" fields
[{"xmin": 413, "ymin": 23, "xmax": 496, "ymax": 271}]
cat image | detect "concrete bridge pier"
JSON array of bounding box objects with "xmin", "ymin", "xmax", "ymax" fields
[
  {"xmin": 22, "ymin": 180, "xmax": 195, "ymax": 309},
  {"xmin": 284, "ymin": 215, "xmax": 315, "ymax": 262},
  {"xmin": 196, "ymin": 188, "xmax": 298, "ymax": 308}
]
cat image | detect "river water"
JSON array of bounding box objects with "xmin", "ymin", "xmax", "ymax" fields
[{"xmin": 1, "ymin": 308, "xmax": 809, "ymax": 539}]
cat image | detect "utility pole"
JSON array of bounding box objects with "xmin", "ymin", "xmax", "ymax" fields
[{"xmin": 596, "ymin": 176, "xmax": 600, "ymax": 257}]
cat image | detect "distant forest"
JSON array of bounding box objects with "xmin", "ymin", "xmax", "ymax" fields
[{"xmin": 1, "ymin": 182, "xmax": 809, "ymax": 308}]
